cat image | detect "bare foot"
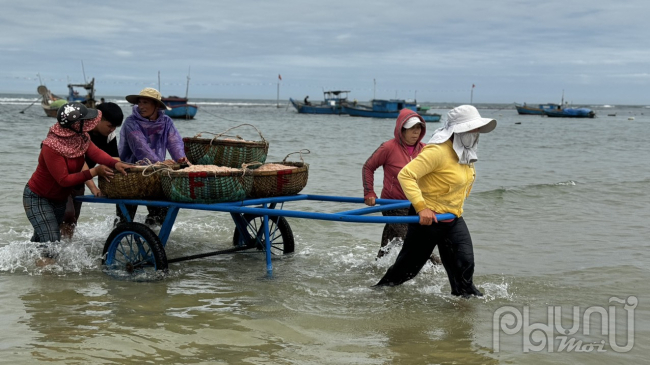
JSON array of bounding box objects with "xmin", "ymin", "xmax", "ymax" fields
[
  {"xmin": 60, "ymin": 223, "xmax": 75, "ymax": 240},
  {"xmin": 35, "ymin": 257, "xmax": 56, "ymax": 267}
]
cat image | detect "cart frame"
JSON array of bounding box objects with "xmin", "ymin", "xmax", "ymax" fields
[{"xmin": 77, "ymin": 194, "xmax": 455, "ymax": 277}]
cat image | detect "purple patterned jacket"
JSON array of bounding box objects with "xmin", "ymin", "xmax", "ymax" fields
[{"xmin": 119, "ymin": 105, "xmax": 186, "ymax": 163}]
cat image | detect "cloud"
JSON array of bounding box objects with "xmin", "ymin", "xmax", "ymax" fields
[{"xmin": 1, "ymin": 0, "xmax": 649, "ymax": 104}]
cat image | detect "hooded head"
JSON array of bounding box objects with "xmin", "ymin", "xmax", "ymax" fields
[{"xmin": 394, "ymin": 108, "xmax": 426, "ymax": 146}]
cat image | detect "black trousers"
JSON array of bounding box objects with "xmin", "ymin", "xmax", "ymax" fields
[{"xmin": 376, "ymin": 206, "xmax": 477, "ymax": 296}]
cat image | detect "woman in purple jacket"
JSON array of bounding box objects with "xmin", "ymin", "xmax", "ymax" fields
[
  {"xmin": 363, "ymin": 109, "xmax": 439, "ymax": 262},
  {"xmin": 118, "ymin": 88, "xmax": 188, "ymax": 226}
]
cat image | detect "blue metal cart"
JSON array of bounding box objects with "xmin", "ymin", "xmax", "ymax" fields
[{"xmin": 77, "ymin": 194, "xmax": 455, "ymax": 278}]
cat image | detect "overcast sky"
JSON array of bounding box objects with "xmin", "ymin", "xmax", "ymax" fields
[{"xmin": 1, "ymin": 0, "xmax": 648, "ymax": 105}]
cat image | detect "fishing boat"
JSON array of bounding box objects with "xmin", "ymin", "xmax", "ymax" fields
[
  {"xmin": 38, "ymin": 78, "xmax": 96, "ymax": 117},
  {"xmin": 543, "ymin": 107, "xmax": 595, "ymax": 118},
  {"xmin": 39, "ymin": 85, "xmax": 63, "ymax": 117},
  {"xmin": 289, "ymin": 90, "xmax": 350, "ymax": 114},
  {"xmin": 162, "ymin": 96, "xmax": 198, "ymax": 119},
  {"xmin": 67, "ymin": 78, "xmax": 96, "ymax": 107},
  {"xmin": 515, "ymin": 102, "xmax": 563, "ymax": 115},
  {"xmin": 344, "ymin": 99, "xmax": 416, "ymax": 117},
  {"xmin": 343, "ymin": 99, "xmax": 441, "ymax": 122},
  {"xmin": 160, "ymin": 70, "xmax": 199, "ymax": 119},
  {"xmin": 419, "ymin": 112, "xmax": 442, "ymax": 123}
]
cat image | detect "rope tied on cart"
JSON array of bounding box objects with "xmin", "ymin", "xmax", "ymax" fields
[{"xmin": 134, "ymin": 159, "xmax": 182, "ymax": 177}]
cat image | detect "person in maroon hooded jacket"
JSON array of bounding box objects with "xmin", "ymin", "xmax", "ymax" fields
[{"xmin": 362, "ymin": 108, "xmax": 441, "ymax": 263}]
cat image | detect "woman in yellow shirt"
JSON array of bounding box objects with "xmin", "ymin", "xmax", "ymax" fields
[{"xmin": 375, "ymin": 105, "xmax": 497, "ymax": 298}]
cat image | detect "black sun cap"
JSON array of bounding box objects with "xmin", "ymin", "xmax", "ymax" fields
[{"xmin": 57, "ymin": 102, "xmax": 99, "ymax": 129}]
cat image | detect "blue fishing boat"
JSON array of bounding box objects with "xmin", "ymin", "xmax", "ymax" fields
[
  {"xmin": 515, "ymin": 102, "xmax": 562, "ymax": 115},
  {"xmin": 66, "ymin": 78, "xmax": 96, "ymax": 105},
  {"xmin": 162, "ymin": 96, "xmax": 198, "ymax": 119},
  {"xmin": 543, "ymin": 107, "xmax": 595, "ymax": 118},
  {"xmin": 419, "ymin": 113, "xmax": 442, "ymax": 123},
  {"xmin": 343, "ymin": 98, "xmax": 438, "ymax": 121},
  {"xmin": 289, "ymin": 90, "xmax": 350, "ymax": 114},
  {"xmin": 160, "ymin": 69, "xmax": 199, "ymax": 119},
  {"xmin": 343, "ymin": 98, "xmax": 417, "ymax": 118}
]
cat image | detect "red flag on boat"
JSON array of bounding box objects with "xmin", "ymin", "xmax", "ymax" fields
[{"xmin": 278, "ymin": 74, "xmax": 282, "ymax": 81}]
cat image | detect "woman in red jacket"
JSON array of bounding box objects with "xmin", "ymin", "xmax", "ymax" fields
[
  {"xmin": 23, "ymin": 103, "xmax": 128, "ymax": 260},
  {"xmin": 363, "ymin": 109, "xmax": 438, "ymax": 260}
]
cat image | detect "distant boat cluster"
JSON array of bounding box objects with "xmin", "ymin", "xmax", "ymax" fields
[
  {"xmin": 514, "ymin": 102, "xmax": 595, "ymax": 118},
  {"xmin": 37, "ymin": 71, "xmax": 199, "ymax": 119},
  {"xmin": 289, "ymin": 90, "xmax": 441, "ymax": 123}
]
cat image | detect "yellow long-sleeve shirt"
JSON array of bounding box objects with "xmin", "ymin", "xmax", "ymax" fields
[{"xmin": 397, "ymin": 139, "xmax": 475, "ymax": 217}]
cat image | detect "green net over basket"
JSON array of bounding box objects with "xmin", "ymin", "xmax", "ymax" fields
[
  {"xmin": 98, "ymin": 164, "xmax": 178, "ymax": 199},
  {"xmin": 160, "ymin": 169, "xmax": 253, "ymax": 204},
  {"xmin": 247, "ymin": 150, "xmax": 310, "ymax": 199},
  {"xmin": 183, "ymin": 124, "xmax": 269, "ymax": 168}
]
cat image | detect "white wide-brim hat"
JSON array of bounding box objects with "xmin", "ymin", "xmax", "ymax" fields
[{"xmin": 428, "ymin": 105, "xmax": 497, "ymax": 144}]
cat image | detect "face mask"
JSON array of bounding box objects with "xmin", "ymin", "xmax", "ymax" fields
[
  {"xmin": 453, "ymin": 132, "xmax": 480, "ymax": 164},
  {"xmin": 458, "ymin": 132, "xmax": 479, "ymax": 148}
]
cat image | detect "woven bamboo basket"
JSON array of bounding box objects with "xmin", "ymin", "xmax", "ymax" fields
[
  {"xmin": 183, "ymin": 124, "xmax": 269, "ymax": 168},
  {"xmin": 246, "ymin": 150, "xmax": 310, "ymax": 199},
  {"xmin": 160, "ymin": 168, "xmax": 253, "ymax": 204},
  {"xmin": 98, "ymin": 164, "xmax": 178, "ymax": 200}
]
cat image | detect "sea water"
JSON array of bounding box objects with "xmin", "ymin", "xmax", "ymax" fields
[{"xmin": 0, "ymin": 95, "xmax": 648, "ymax": 364}]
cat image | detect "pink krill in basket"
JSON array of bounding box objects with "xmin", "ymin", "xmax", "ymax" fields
[
  {"xmin": 255, "ymin": 164, "xmax": 297, "ymax": 171},
  {"xmin": 178, "ymin": 165, "xmax": 240, "ymax": 172}
]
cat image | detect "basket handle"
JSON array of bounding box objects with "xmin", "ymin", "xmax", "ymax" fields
[
  {"xmin": 134, "ymin": 159, "xmax": 178, "ymax": 176},
  {"xmin": 193, "ymin": 123, "xmax": 267, "ymax": 143},
  {"xmin": 241, "ymin": 161, "xmax": 264, "ymax": 169},
  {"xmin": 282, "ymin": 149, "xmax": 310, "ymax": 164}
]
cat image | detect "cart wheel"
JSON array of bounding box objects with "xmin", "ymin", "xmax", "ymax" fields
[
  {"xmin": 232, "ymin": 215, "xmax": 295, "ymax": 255},
  {"xmin": 103, "ymin": 222, "xmax": 168, "ymax": 279}
]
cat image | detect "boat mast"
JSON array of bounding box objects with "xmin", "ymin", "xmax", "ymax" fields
[
  {"xmin": 470, "ymin": 84, "xmax": 474, "ymax": 105},
  {"xmin": 158, "ymin": 71, "xmax": 161, "ymax": 93},
  {"xmin": 185, "ymin": 66, "xmax": 191, "ymax": 99},
  {"xmin": 276, "ymin": 76, "xmax": 280, "ymax": 108}
]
